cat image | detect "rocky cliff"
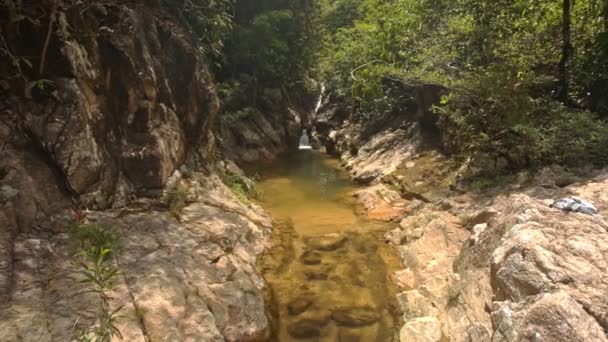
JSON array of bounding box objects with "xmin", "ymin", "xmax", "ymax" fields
[
  {"xmin": 0, "ymin": 2, "xmax": 289, "ymax": 340},
  {"xmin": 315, "ymin": 86, "xmax": 608, "ymax": 341}
]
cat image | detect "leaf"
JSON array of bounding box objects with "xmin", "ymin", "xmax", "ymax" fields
[{"xmin": 10, "ymin": 14, "xmax": 27, "ymax": 23}]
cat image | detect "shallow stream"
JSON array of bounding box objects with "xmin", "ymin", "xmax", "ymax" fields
[{"xmin": 251, "ymin": 151, "xmax": 403, "ymax": 341}]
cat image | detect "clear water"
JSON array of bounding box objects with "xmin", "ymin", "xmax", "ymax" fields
[{"xmin": 252, "ymin": 151, "xmax": 402, "ymax": 341}]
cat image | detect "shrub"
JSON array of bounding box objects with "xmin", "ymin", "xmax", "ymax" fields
[
  {"xmin": 222, "ymin": 172, "xmax": 257, "ymax": 203},
  {"xmin": 436, "ymin": 70, "xmax": 608, "ymax": 169},
  {"xmin": 70, "ymin": 223, "xmax": 123, "ymax": 342},
  {"xmin": 164, "ymin": 186, "xmax": 189, "ymax": 218}
]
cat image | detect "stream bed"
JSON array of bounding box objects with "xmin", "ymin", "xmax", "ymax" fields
[{"xmin": 251, "ymin": 151, "xmax": 403, "ymax": 341}]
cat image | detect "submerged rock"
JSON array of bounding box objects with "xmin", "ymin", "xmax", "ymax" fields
[
  {"xmin": 305, "ymin": 234, "xmax": 347, "ymax": 251},
  {"xmin": 288, "ymin": 296, "xmax": 314, "ymax": 316},
  {"xmin": 331, "ymin": 306, "xmax": 379, "ymax": 327},
  {"xmin": 300, "ymin": 250, "xmax": 323, "ymax": 265},
  {"xmin": 287, "ymin": 316, "xmax": 330, "ymax": 338}
]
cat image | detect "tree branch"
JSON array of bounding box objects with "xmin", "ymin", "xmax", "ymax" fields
[
  {"xmin": 350, "ymin": 60, "xmax": 390, "ymax": 81},
  {"xmin": 39, "ymin": 0, "xmax": 57, "ymax": 76}
]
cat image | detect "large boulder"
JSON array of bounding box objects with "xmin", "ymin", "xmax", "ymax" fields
[{"xmin": 3, "ymin": 3, "xmax": 220, "ymax": 208}]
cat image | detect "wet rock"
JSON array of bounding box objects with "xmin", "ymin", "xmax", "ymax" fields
[
  {"xmin": 306, "ymin": 234, "xmax": 347, "ymax": 251},
  {"xmin": 400, "ymin": 316, "xmax": 442, "ymax": 342},
  {"xmin": 304, "ymin": 269, "xmax": 329, "ymax": 281},
  {"xmin": 288, "ymin": 296, "xmax": 314, "ymax": 316},
  {"xmin": 331, "ymin": 306, "xmax": 379, "ymax": 327},
  {"xmin": 300, "ymin": 250, "xmax": 323, "ymax": 265},
  {"xmin": 287, "ymin": 317, "xmax": 330, "ymax": 339},
  {"xmin": 287, "ymin": 320, "xmax": 322, "ymax": 338},
  {"xmin": 354, "ymin": 170, "xmax": 381, "ymax": 185},
  {"xmin": 338, "ymin": 329, "xmax": 364, "ymax": 342}
]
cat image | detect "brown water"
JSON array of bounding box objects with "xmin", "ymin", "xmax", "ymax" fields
[{"xmin": 252, "ymin": 152, "xmax": 403, "ymax": 341}]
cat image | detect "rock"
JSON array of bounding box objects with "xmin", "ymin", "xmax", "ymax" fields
[
  {"xmin": 385, "ymin": 227, "xmax": 405, "ymax": 245},
  {"xmin": 331, "ymin": 306, "xmax": 379, "ymax": 327},
  {"xmin": 354, "ymin": 184, "xmax": 408, "ymax": 222},
  {"xmin": 287, "ymin": 319, "xmax": 323, "ymax": 338},
  {"xmin": 300, "ymin": 250, "xmax": 323, "ymax": 265},
  {"xmin": 397, "ymin": 290, "xmax": 438, "ymax": 320},
  {"xmin": 405, "ymin": 228, "xmax": 424, "ymax": 242},
  {"xmin": 491, "ymin": 292, "xmax": 608, "ymax": 342},
  {"xmin": 472, "ymin": 223, "xmax": 487, "ymax": 235},
  {"xmin": 354, "ymin": 170, "xmax": 381, "ymax": 185},
  {"xmin": 407, "ymin": 199, "xmax": 425, "ymax": 213},
  {"xmin": 304, "ymin": 268, "xmax": 329, "ymax": 281},
  {"xmin": 0, "ymin": 185, "xmax": 18, "ymax": 202},
  {"xmin": 0, "ymin": 174, "xmax": 273, "ymax": 342},
  {"xmin": 457, "ymin": 189, "xmax": 608, "ymax": 341},
  {"xmin": 464, "ymin": 208, "xmax": 499, "ymax": 227},
  {"xmin": 305, "ymin": 234, "xmax": 347, "ymax": 251},
  {"xmin": 400, "ymin": 316, "xmax": 442, "ymax": 342},
  {"xmin": 469, "ymin": 223, "xmax": 488, "ymax": 245},
  {"xmin": 394, "ymin": 269, "xmax": 416, "ymax": 289},
  {"xmin": 464, "ymin": 324, "xmax": 491, "ymax": 342},
  {"xmin": 288, "ymin": 296, "xmax": 314, "ymax": 316}
]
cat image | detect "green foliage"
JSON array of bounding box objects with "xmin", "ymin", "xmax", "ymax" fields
[
  {"xmin": 217, "ymin": 0, "xmax": 320, "ymax": 114},
  {"xmin": 316, "ymin": 0, "xmax": 608, "ymax": 169},
  {"xmin": 469, "ymin": 174, "xmax": 515, "ymax": 192},
  {"xmin": 161, "ymin": 0, "xmax": 234, "ymax": 60},
  {"xmin": 165, "ymin": 186, "xmax": 189, "ymax": 218},
  {"xmin": 436, "ymin": 71, "xmax": 608, "ymax": 168},
  {"xmin": 70, "ymin": 223, "xmax": 123, "ymax": 342},
  {"xmin": 222, "ymin": 172, "xmax": 258, "ymax": 203},
  {"xmin": 69, "ymin": 223, "xmax": 121, "ymax": 257},
  {"xmin": 217, "ymin": 79, "xmax": 264, "ymax": 123}
]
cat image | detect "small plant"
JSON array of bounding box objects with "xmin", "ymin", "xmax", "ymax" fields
[
  {"xmin": 222, "ymin": 172, "xmax": 258, "ymax": 203},
  {"xmin": 165, "ymin": 186, "xmax": 189, "ymax": 218},
  {"xmin": 446, "ymin": 283, "xmax": 462, "ymax": 307},
  {"xmin": 70, "ymin": 222, "xmax": 123, "ymax": 342}
]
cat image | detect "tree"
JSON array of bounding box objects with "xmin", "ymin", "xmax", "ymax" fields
[{"xmin": 558, "ymin": 0, "xmax": 573, "ymax": 103}]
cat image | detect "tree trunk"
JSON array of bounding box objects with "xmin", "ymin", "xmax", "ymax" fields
[{"xmin": 558, "ymin": 0, "xmax": 573, "ymax": 103}]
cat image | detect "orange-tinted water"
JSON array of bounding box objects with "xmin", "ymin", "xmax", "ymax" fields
[{"xmin": 252, "ymin": 152, "xmax": 402, "ymax": 341}]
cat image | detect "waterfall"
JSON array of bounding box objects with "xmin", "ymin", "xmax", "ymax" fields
[
  {"xmin": 314, "ymin": 83, "xmax": 326, "ymax": 115},
  {"xmin": 299, "ymin": 129, "xmax": 312, "ymax": 150},
  {"xmin": 298, "ymin": 83, "xmax": 325, "ymax": 151}
]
